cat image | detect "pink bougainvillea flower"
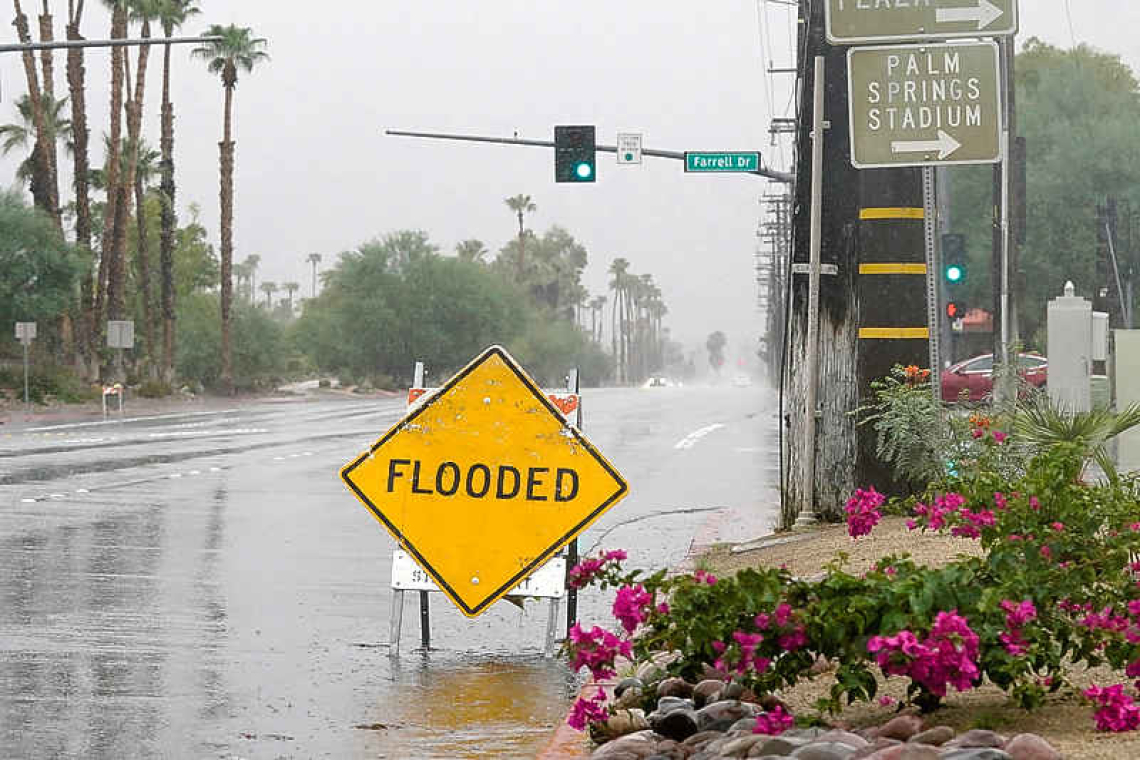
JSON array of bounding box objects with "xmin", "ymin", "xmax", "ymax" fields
[
  {"xmin": 752, "ymin": 705, "xmax": 794, "ymax": 735},
  {"xmin": 1051, "ymin": 522, "xmax": 1065, "ymax": 532},
  {"xmin": 1085, "ymin": 685, "xmax": 1140, "ymax": 732},
  {"xmin": 1029, "ymin": 496, "xmax": 1041, "ymax": 511},
  {"xmin": 567, "ymin": 624, "xmax": 632, "ymax": 681},
  {"xmin": 992, "ymin": 430, "xmax": 1008, "ymax": 444},
  {"xmin": 845, "ymin": 487, "xmax": 885, "ymax": 538},
  {"xmin": 879, "ymin": 695, "xmax": 896, "ymax": 707},
  {"xmin": 612, "ymin": 584, "xmax": 653, "ymax": 634},
  {"xmin": 567, "ymin": 688, "xmax": 609, "ymax": 731}
]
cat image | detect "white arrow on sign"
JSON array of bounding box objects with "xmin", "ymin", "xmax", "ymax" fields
[
  {"xmin": 935, "ymin": 0, "xmax": 1004, "ymax": 31},
  {"xmin": 890, "ymin": 130, "xmax": 963, "ymax": 160}
]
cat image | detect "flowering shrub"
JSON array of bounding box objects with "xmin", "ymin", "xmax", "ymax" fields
[
  {"xmin": 752, "ymin": 705, "xmax": 794, "ymax": 735},
  {"xmin": 867, "ymin": 611, "xmax": 980, "ymax": 698},
  {"xmin": 845, "ymin": 487, "xmax": 885, "ymax": 538}
]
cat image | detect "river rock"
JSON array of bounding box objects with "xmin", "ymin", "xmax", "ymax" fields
[
  {"xmin": 939, "ymin": 750, "xmax": 1013, "ymax": 760},
  {"xmin": 693, "ymin": 679, "xmax": 726, "ymax": 707},
  {"xmin": 877, "ymin": 715, "xmax": 924, "ymax": 741},
  {"xmin": 652, "ymin": 739, "xmax": 688, "ymax": 760},
  {"xmin": 784, "ymin": 727, "xmax": 826, "ymax": 741},
  {"xmin": 655, "ymin": 696, "xmax": 696, "ymax": 715},
  {"xmin": 590, "ymin": 729, "xmax": 662, "ymax": 759},
  {"xmin": 658, "ymin": 677, "xmax": 695, "ymax": 699},
  {"xmin": 850, "ymin": 738, "xmax": 902, "ymax": 759},
  {"xmin": 908, "ymin": 726, "xmax": 954, "ymax": 746},
  {"xmin": 651, "ymin": 708, "xmax": 700, "ymax": 741},
  {"xmin": 683, "ymin": 730, "xmax": 729, "ymax": 750},
  {"xmin": 1001, "ymin": 734, "xmax": 1060, "ymax": 760},
  {"xmin": 815, "ymin": 729, "xmax": 870, "ymax": 748},
  {"xmin": 790, "ymin": 740, "xmax": 862, "ymax": 759},
  {"xmin": 696, "ymin": 700, "xmax": 756, "ymax": 731},
  {"xmin": 718, "ymin": 734, "xmax": 766, "ymax": 757},
  {"xmin": 721, "ymin": 682, "xmax": 747, "ymax": 700},
  {"xmin": 616, "ymin": 685, "xmax": 646, "ymax": 710},
  {"xmin": 944, "ymin": 730, "xmax": 1007, "ymax": 749},
  {"xmin": 590, "ymin": 709, "xmax": 650, "ymax": 742},
  {"xmin": 637, "ymin": 661, "xmax": 667, "ymax": 683},
  {"xmin": 616, "ymin": 677, "xmax": 645, "ymax": 698},
  {"xmin": 754, "ymin": 734, "xmax": 812, "ymax": 756}
]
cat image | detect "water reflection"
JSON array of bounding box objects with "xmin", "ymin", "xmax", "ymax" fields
[{"xmin": 365, "ymin": 655, "xmax": 578, "ymax": 759}]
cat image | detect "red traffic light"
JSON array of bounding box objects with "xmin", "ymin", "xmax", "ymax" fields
[{"xmin": 946, "ymin": 301, "xmax": 964, "ymax": 319}]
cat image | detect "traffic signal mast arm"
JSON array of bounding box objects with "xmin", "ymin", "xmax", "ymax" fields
[{"xmin": 385, "ymin": 129, "xmax": 794, "ymax": 184}]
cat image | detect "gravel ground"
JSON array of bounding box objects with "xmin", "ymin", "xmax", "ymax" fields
[{"xmin": 697, "ymin": 516, "xmax": 1140, "ymax": 759}]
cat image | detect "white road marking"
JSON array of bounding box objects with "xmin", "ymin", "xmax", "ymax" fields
[
  {"xmin": 674, "ymin": 423, "xmax": 726, "ymax": 450},
  {"xmin": 24, "ymin": 408, "xmax": 243, "ymax": 433}
]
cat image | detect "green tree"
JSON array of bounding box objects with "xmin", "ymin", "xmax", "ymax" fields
[
  {"xmin": 282, "ymin": 281, "xmax": 300, "ymax": 314},
  {"xmin": 176, "ymin": 293, "xmax": 285, "ymax": 390},
  {"xmin": 951, "ymin": 39, "xmax": 1140, "ymax": 346},
  {"xmin": 0, "ymin": 190, "xmax": 84, "ymax": 330},
  {"xmin": 260, "ymin": 280, "xmax": 277, "ymax": 308},
  {"xmin": 455, "ymin": 238, "xmax": 488, "ymax": 264},
  {"xmin": 192, "ymin": 24, "xmax": 269, "ymax": 393}
]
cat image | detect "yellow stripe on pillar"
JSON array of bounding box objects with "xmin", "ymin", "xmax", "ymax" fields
[
  {"xmin": 858, "ymin": 327, "xmax": 930, "ymax": 340},
  {"xmin": 858, "ymin": 263, "xmax": 927, "ymax": 275},
  {"xmin": 859, "ymin": 208, "xmax": 925, "ymax": 220}
]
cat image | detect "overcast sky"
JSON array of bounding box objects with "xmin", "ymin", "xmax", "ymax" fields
[{"xmin": 2, "ymin": 1, "xmax": 1137, "ymax": 361}]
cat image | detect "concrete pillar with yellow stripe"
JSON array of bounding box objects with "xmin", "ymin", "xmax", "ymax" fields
[{"xmin": 857, "ymin": 168, "xmax": 930, "ymax": 490}]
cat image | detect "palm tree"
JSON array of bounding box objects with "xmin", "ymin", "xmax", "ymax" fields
[
  {"xmin": 608, "ymin": 258, "xmax": 630, "ymax": 384},
  {"xmin": 233, "ymin": 261, "xmax": 252, "ymax": 303},
  {"xmin": 10, "ymin": 0, "xmax": 60, "ymax": 226},
  {"xmin": 260, "ymin": 281, "xmax": 277, "ymax": 308},
  {"xmin": 589, "ymin": 295, "xmax": 607, "ymax": 345},
  {"xmin": 306, "ymin": 252, "xmax": 322, "ymax": 297},
  {"xmin": 156, "ymin": 0, "xmax": 198, "ymax": 382},
  {"xmin": 193, "ymin": 24, "xmax": 269, "ymax": 393},
  {"xmin": 243, "ymin": 254, "xmax": 261, "ymax": 304},
  {"xmin": 97, "ymin": 0, "xmax": 130, "ymax": 375},
  {"xmin": 66, "ymin": 0, "xmax": 96, "ymax": 376},
  {"xmin": 283, "ymin": 282, "xmax": 300, "ymax": 314},
  {"xmin": 0, "ymin": 93, "xmax": 71, "ymax": 204},
  {"xmin": 455, "ymin": 239, "xmax": 488, "ymax": 264},
  {"xmin": 504, "ymin": 194, "xmax": 536, "ymax": 278}
]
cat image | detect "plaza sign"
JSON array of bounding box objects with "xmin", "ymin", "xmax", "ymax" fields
[{"xmin": 826, "ymin": 0, "xmax": 1018, "ymax": 44}]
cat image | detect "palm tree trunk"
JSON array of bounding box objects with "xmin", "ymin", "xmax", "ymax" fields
[
  {"xmin": 135, "ymin": 171, "xmax": 154, "ymax": 372},
  {"xmin": 12, "ymin": 0, "xmax": 60, "ymax": 227},
  {"xmin": 37, "ymin": 3, "xmax": 60, "ymax": 204},
  {"xmin": 122, "ymin": 20, "xmax": 152, "ymax": 372},
  {"xmin": 219, "ymin": 82, "xmax": 236, "ymax": 393},
  {"xmin": 159, "ymin": 32, "xmax": 176, "ymax": 383},
  {"xmin": 67, "ymin": 5, "xmax": 95, "ymax": 378},
  {"xmin": 97, "ymin": 2, "xmax": 127, "ymax": 358}
]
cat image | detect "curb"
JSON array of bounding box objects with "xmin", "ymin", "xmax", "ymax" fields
[{"xmin": 535, "ymin": 680, "xmax": 615, "ymax": 760}]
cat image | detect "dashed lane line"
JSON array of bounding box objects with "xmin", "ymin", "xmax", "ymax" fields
[{"xmin": 673, "ymin": 423, "xmax": 726, "ymax": 450}]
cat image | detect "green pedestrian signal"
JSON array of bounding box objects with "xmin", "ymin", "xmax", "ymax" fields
[{"xmin": 555, "ymin": 125, "xmax": 596, "ymax": 183}]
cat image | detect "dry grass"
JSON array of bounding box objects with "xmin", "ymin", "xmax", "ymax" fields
[{"xmin": 696, "ymin": 516, "xmax": 1140, "ymax": 759}]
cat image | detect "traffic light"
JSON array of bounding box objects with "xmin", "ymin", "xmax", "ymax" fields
[
  {"xmin": 942, "ymin": 233, "xmax": 966, "ymax": 285},
  {"xmin": 946, "ymin": 301, "xmax": 964, "ymax": 320},
  {"xmin": 555, "ymin": 125, "xmax": 596, "ymax": 183}
]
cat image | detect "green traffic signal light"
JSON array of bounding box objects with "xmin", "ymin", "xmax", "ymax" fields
[
  {"xmin": 575, "ymin": 161, "xmax": 593, "ymax": 180},
  {"xmin": 946, "ymin": 264, "xmax": 964, "ymax": 283}
]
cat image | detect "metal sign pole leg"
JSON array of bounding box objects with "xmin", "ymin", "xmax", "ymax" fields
[
  {"xmin": 389, "ymin": 589, "xmax": 405, "ymax": 657},
  {"xmin": 23, "ymin": 342, "xmax": 30, "ymax": 414},
  {"xmin": 922, "ymin": 167, "xmax": 942, "ymax": 399},
  {"xmin": 545, "ymin": 597, "xmax": 561, "ymax": 658},
  {"xmin": 797, "ymin": 55, "xmax": 826, "ymax": 528},
  {"xmin": 419, "ymin": 591, "xmax": 430, "ymax": 651}
]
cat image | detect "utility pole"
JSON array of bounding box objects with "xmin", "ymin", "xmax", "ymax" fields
[{"xmin": 992, "ymin": 35, "xmax": 1019, "ymax": 373}]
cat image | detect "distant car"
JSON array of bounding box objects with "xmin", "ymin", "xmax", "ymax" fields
[
  {"xmin": 732, "ymin": 373, "xmax": 752, "ymax": 388},
  {"xmin": 642, "ymin": 376, "xmax": 673, "ymax": 388},
  {"xmin": 940, "ymin": 353, "xmax": 1047, "ymax": 402}
]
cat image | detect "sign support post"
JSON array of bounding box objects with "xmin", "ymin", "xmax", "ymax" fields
[
  {"xmin": 797, "ymin": 56, "xmax": 826, "ymax": 528},
  {"xmin": 564, "ymin": 367, "xmax": 581, "ymax": 639},
  {"xmin": 411, "ymin": 360, "xmax": 431, "ymax": 653},
  {"xmin": 22, "ymin": 340, "xmax": 30, "ymax": 413},
  {"xmin": 923, "ymin": 167, "xmax": 942, "ymax": 399}
]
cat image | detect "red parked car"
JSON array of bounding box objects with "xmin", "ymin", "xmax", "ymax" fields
[{"xmin": 941, "ymin": 353, "xmax": 1047, "ymax": 402}]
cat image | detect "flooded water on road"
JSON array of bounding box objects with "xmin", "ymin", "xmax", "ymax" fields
[{"xmin": 0, "ymin": 388, "xmax": 778, "ymax": 758}]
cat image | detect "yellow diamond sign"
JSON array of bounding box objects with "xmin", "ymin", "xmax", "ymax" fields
[{"xmin": 340, "ymin": 346, "xmax": 629, "ymax": 617}]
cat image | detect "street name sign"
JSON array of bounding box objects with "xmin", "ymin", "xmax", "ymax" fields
[
  {"xmin": 617, "ymin": 133, "xmax": 643, "ymax": 165},
  {"xmin": 685, "ymin": 152, "xmax": 760, "ymax": 173},
  {"xmin": 340, "ymin": 346, "xmax": 628, "ymax": 617},
  {"xmin": 826, "ymin": 0, "xmax": 1018, "ymax": 44},
  {"xmin": 847, "ymin": 41, "xmax": 1001, "ymax": 169}
]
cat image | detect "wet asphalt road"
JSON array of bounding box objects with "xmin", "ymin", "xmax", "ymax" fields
[{"xmin": 0, "ymin": 383, "xmax": 780, "ymax": 759}]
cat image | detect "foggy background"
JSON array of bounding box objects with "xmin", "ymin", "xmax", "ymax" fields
[{"xmin": 0, "ymin": 1, "xmax": 1132, "ymax": 364}]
